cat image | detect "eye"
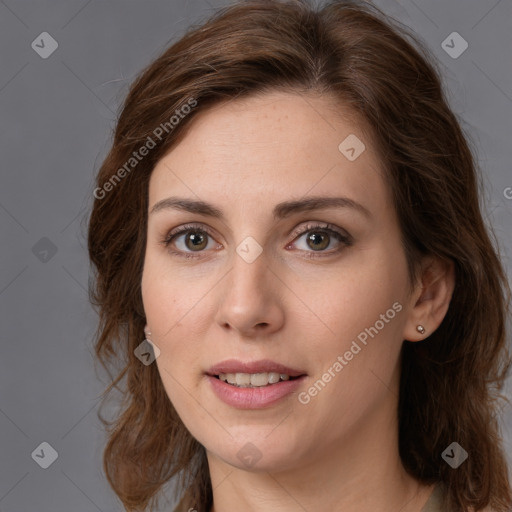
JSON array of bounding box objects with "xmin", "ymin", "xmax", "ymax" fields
[
  {"xmin": 160, "ymin": 222, "xmax": 352, "ymax": 259},
  {"xmin": 161, "ymin": 223, "xmax": 219, "ymax": 259},
  {"xmin": 287, "ymin": 222, "xmax": 353, "ymax": 257}
]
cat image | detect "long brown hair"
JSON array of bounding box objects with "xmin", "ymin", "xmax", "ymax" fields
[{"xmin": 87, "ymin": 1, "xmax": 512, "ymax": 510}]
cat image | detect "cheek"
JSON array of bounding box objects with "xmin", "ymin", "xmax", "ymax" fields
[
  {"xmin": 141, "ymin": 251, "xmax": 208, "ymax": 338},
  {"xmin": 298, "ymin": 290, "xmax": 405, "ymax": 438},
  {"xmin": 310, "ymin": 255, "xmax": 406, "ymax": 341},
  {"xmin": 302, "ymin": 249, "xmax": 408, "ymax": 393},
  {"xmin": 141, "ymin": 256, "xmax": 202, "ymax": 393},
  {"xmin": 141, "ymin": 251, "xmax": 232, "ymax": 421}
]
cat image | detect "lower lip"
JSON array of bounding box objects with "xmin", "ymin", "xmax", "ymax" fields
[{"xmin": 206, "ymin": 375, "xmax": 306, "ymax": 409}]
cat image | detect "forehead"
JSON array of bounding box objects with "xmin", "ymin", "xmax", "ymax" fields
[{"xmin": 148, "ymin": 90, "xmax": 389, "ymax": 216}]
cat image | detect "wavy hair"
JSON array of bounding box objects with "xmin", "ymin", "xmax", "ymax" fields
[{"xmin": 87, "ymin": 1, "xmax": 512, "ymax": 510}]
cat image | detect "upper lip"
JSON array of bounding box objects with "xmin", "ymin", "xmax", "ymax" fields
[{"xmin": 207, "ymin": 359, "xmax": 306, "ymax": 377}]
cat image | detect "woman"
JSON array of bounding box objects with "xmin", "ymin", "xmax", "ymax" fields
[{"xmin": 87, "ymin": 1, "xmax": 512, "ymax": 511}]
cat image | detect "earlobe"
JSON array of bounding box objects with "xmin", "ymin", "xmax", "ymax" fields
[{"xmin": 403, "ymin": 257, "xmax": 455, "ymax": 342}]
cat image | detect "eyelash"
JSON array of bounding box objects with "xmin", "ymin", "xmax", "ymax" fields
[{"xmin": 160, "ymin": 222, "xmax": 353, "ymax": 260}]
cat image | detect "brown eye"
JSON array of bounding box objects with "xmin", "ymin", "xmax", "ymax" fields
[
  {"xmin": 163, "ymin": 224, "xmax": 218, "ymax": 258},
  {"xmin": 290, "ymin": 223, "xmax": 353, "ymax": 257},
  {"xmin": 184, "ymin": 231, "xmax": 208, "ymax": 251},
  {"xmin": 305, "ymin": 231, "xmax": 330, "ymax": 251}
]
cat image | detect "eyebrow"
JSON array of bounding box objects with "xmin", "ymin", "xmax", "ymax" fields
[{"xmin": 150, "ymin": 195, "xmax": 372, "ymax": 220}]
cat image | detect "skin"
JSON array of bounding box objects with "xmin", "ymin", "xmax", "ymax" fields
[{"xmin": 141, "ymin": 90, "xmax": 455, "ymax": 511}]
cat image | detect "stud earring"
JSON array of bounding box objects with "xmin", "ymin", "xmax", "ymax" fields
[
  {"xmin": 416, "ymin": 325, "xmax": 426, "ymax": 335},
  {"xmin": 144, "ymin": 325, "xmax": 152, "ymax": 341}
]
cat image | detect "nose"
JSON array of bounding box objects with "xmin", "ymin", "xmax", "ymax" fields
[{"xmin": 214, "ymin": 249, "xmax": 285, "ymax": 338}]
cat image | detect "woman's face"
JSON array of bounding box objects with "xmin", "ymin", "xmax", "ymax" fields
[{"xmin": 141, "ymin": 90, "xmax": 417, "ymax": 472}]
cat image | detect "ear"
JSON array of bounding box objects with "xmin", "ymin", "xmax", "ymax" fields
[{"xmin": 403, "ymin": 255, "xmax": 455, "ymax": 342}]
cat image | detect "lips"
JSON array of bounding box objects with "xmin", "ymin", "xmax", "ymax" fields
[
  {"xmin": 205, "ymin": 359, "xmax": 308, "ymax": 408},
  {"xmin": 206, "ymin": 359, "xmax": 306, "ymax": 378}
]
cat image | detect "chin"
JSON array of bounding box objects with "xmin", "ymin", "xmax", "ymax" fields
[{"xmin": 204, "ymin": 429, "xmax": 305, "ymax": 473}]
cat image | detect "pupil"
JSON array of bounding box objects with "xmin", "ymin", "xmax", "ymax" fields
[
  {"xmin": 308, "ymin": 232, "xmax": 328, "ymax": 250},
  {"xmin": 188, "ymin": 232, "xmax": 206, "ymax": 250}
]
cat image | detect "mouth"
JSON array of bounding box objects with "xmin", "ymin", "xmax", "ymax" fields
[
  {"xmin": 206, "ymin": 359, "xmax": 307, "ymax": 388},
  {"xmin": 212, "ymin": 372, "xmax": 301, "ymax": 388},
  {"xmin": 206, "ymin": 359, "xmax": 307, "ymax": 409}
]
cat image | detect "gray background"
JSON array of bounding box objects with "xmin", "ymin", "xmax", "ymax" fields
[{"xmin": 1, "ymin": 0, "xmax": 511, "ymax": 510}]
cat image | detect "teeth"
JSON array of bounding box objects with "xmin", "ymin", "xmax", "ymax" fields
[
  {"xmin": 236, "ymin": 373, "xmax": 251, "ymax": 386},
  {"xmin": 218, "ymin": 372, "xmax": 292, "ymax": 387},
  {"xmin": 268, "ymin": 372, "xmax": 280, "ymax": 384},
  {"xmin": 251, "ymin": 373, "xmax": 270, "ymax": 386}
]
